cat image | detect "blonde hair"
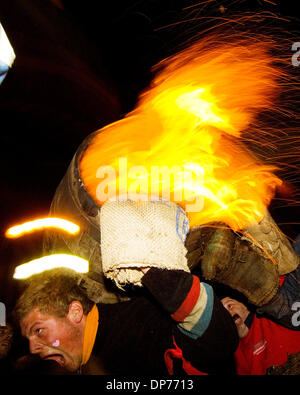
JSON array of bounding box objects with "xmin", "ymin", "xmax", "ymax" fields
[{"xmin": 14, "ymin": 268, "xmax": 94, "ymax": 321}]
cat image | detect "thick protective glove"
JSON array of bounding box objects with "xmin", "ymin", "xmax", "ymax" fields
[
  {"xmin": 200, "ymin": 227, "xmax": 279, "ymax": 306},
  {"xmin": 100, "ymin": 199, "xmax": 190, "ymax": 289},
  {"xmin": 244, "ymin": 211, "xmax": 299, "ymax": 275}
]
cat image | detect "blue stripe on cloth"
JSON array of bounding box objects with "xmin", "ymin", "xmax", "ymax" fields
[{"xmin": 177, "ymin": 282, "xmax": 214, "ymax": 340}]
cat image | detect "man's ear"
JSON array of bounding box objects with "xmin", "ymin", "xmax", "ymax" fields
[{"xmin": 67, "ymin": 301, "xmax": 84, "ymax": 324}]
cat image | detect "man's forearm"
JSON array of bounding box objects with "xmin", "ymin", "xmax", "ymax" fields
[{"xmin": 141, "ymin": 268, "xmax": 213, "ymax": 339}]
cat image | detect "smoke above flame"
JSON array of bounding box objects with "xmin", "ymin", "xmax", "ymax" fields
[{"xmin": 80, "ymin": 33, "xmax": 286, "ymax": 230}]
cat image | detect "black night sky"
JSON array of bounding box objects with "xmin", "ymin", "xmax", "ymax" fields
[{"xmin": 0, "ymin": 0, "xmax": 300, "ymax": 320}]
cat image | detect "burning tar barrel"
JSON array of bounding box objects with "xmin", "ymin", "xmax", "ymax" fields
[
  {"xmin": 43, "ymin": 129, "xmax": 299, "ymax": 305},
  {"xmin": 45, "ymin": 32, "xmax": 300, "ymax": 304}
]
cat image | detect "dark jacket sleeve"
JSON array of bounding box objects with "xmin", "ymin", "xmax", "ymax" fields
[
  {"xmin": 142, "ymin": 267, "xmax": 220, "ymax": 338},
  {"xmin": 142, "ymin": 268, "xmax": 239, "ymax": 373}
]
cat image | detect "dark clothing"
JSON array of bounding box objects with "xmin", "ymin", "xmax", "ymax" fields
[
  {"xmin": 256, "ymin": 239, "xmax": 300, "ymax": 330},
  {"xmin": 92, "ymin": 268, "xmax": 239, "ymax": 375}
]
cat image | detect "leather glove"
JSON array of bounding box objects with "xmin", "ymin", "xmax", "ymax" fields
[{"xmin": 200, "ymin": 227, "xmax": 279, "ymax": 306}]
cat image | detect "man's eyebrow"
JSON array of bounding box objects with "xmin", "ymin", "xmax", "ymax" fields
[{"xmin": 27, "ymin": 321, "xmax": 43, "ymax": 337}]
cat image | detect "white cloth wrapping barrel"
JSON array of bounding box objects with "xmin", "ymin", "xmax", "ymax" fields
[{"xmin": 100, "ymin": 200, "xmax": 190, "ymax": 289}]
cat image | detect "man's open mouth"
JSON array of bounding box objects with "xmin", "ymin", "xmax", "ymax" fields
[{"xmin": 43, "ymin": 354, "xmax": 65, "ymax": 366}]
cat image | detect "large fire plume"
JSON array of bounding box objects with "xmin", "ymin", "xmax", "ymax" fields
[{"xmin": 80, "ymin": 33, "xmax": 286, "ymax": 230}]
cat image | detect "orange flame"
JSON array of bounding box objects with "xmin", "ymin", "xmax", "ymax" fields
[{"xmin": 80, "ymin": 34, "xmax": 285, "ymax": 230}]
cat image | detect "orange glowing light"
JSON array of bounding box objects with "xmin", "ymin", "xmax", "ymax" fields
[
  {"xmin": 5, "ymin": 218, "xmax": 80, "ymax": 238},
  {"xmin": 80, "ymin": 34, "xmax": 285, "ymax": 231}
]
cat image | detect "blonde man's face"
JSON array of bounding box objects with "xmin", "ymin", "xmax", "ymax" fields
[{"xmin": 20, "ymin": 301, "xmax": 86, "ymax": 371}]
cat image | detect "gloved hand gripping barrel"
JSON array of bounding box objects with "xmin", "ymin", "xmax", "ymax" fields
[{"xmin": 186, "ymin": 216, "xmax": 299, "ymax": 306}]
